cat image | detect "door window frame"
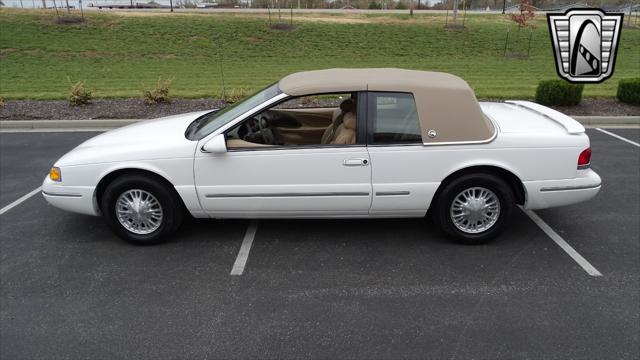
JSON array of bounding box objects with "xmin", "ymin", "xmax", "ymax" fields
[{"xmin": 223, "ymin": 91, "xmax": 368, "ymax": 152}]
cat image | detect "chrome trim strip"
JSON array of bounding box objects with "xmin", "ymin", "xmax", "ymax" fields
[
  {"xmin": 227, "ymin": 144, "xmax": 366, "ymax": 152},
  {"xmin": 205, "ymin": 192, "xmax": 370, "ymax": 198},
  {"xmin": 539, "ymin": 183, "xmax": 601, "ymax": 192},
  {"xmin": 42, "ymin": 191, "xmax": 82, "ymax": 198},
  {"xmin": 375, "ymin": 191, "xmax": 410, "ymax": 196},
  {"xmin": 577, "ymin": 164, "xmax": 590, "ymax": 170}
]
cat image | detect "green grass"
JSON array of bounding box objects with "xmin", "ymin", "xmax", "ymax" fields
[{"xmin": 1, "ymin": 9, "xmax": 638, "ymax": 100}]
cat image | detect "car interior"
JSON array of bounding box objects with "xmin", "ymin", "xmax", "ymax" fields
[{"xmin": 224, "ymin": 93, "xmax": 358, "ymax": 149}]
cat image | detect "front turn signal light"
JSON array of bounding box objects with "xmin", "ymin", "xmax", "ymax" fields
[{"xmin": 49, "ymin": 167, "xmax": 61, "ymax": 182}]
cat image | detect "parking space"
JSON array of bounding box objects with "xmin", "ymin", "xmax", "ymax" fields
[
  {"xmin": 596, "ymin": 128, "xmax": 640, "ymax": 145},
  {"xmin": 0, "ymin": 129, "xmax": 638, "ymax": 359}
]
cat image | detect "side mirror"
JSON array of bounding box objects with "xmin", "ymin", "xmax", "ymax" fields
[{"xmin": 202, "ymin": 134, "xmax": 227, "ymax": 154}]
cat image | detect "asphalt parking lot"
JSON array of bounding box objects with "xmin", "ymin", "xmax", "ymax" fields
[{"xmin": 0, "ymin": 128, "xmax": 638, "ymax": 359}]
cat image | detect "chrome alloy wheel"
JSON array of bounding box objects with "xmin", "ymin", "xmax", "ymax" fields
[
  {"xmin": 449, "ymin": 187, "xmax": 501, "ymax": 234},
  {"xmin": 115, "ymin": 189, "xmax": 163, "ymax": 235}
]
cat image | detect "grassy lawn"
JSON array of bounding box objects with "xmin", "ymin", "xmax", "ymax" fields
[{"xmin": 0, "ymin": 9, "xmax": 638, "ymax": 100}]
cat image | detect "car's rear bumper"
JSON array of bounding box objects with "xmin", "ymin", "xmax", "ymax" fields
[
  {"xmin": 42, "ymin": 176, "xmax": 99, "ymax": 216},
  {"xmin": 523, "ymin": 169, "xmax": 601, "ymax": 210}
]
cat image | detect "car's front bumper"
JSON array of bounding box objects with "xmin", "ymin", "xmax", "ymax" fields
[
  {"xmin": 523, "ymin": 169, "xmax": 602, "ymax": 210},
  {"xmin": 42, "ymin": 176, "xmax": 99, "ymax": 216}
]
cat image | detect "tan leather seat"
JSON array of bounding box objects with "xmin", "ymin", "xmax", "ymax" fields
[
  {"xmin": 330, "ymin": 112, "xmax": 356, "ymax": 145},
  {"xmin": 321, "ymin": 99, "xmax": 356, "ymax": 144}
]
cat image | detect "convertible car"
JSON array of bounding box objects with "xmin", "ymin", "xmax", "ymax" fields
[{"xmin": 42, "ymin": 68, "xmax": 601, "ymax": 245}]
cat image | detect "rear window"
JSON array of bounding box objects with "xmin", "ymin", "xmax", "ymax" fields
[{"xmin": 368, "ymin": 92, "xmax": 422, "ymax": 144}]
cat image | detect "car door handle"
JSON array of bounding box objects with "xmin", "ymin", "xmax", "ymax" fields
[{"xmin": 343, "ymin": 158, "xmax": 369, "ymax": 167}]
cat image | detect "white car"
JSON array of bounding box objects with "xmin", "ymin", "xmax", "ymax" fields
[{"xmin": 42, "ymin": 69, "xmax": 601, "ymax": 245}]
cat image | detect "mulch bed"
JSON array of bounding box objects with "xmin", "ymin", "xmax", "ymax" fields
[
  {"xmin": 0, "ymin": 98, "xmax": 637, "ymax": 120},
  {"xmin": 0, "ymin": 99, "xmax": 227, "ymax": 120},
  {"xmin": 549, "ymin": 98, "xmax": 640, "ymax": 117}
]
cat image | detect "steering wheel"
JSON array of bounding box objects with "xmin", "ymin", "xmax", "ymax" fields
[{"xmin": 256, "ymin": 113, "xmax": 275, "ymax": 145}]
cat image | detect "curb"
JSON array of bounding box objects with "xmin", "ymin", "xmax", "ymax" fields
[
  {"xmin": 1, "ymin": 116, "xmax": 638, "ymax": 131},
  {"xmin": 572, "ymin": 116, "xmax": 640, "ymax": 126},
  {"xmin": 0, "ymin": 119, "xmax": 140, "ymax": 131}
]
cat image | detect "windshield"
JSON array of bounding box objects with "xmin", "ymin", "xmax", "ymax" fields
[{"xmin": 186, "ymin": 83, "xmax": 281, "ymax": 140}]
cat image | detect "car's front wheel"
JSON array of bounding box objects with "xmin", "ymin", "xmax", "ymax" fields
[
  {"xmin": 101, "ymin": 174, "xmax": 183, "ymax": 245},
  {"xmin": 432, "ymin": 173, "xmax": 514, "ymax": 244}
]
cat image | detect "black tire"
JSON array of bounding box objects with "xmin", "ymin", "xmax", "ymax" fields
[
  {"xmin": 432, "ymin": 173, "xmax": 514, "ymax": 245},
  {"xmin": 100, "ymin": 174, "xmax": 183, "ymax": 245}
]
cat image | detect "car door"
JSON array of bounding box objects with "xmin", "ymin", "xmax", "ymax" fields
[
  {"xmin": 193, "ymin": 95, "xmax": 371, "ymax": 218},
  {"xmin": 366, "ymin": 91, "xmax": 436, "ymax": 217}
]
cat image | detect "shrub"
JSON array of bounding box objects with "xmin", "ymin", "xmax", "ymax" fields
[
  {"xmin": 224, "ymin": 88, "xmax": 249, "ymax": 104},
  {"xmin": 616, "ymin": 78, "xmax": 640, "ymax": 105},
  {"xmin": 535, "ymin": 80, "xmax": 583, "ymax": 106},
  {"xmin": 143, "ymin": 78, "xmax": 172, "ymax": 104},
  {"xmin": 68, "ymin": 80, "xmax": 93, "ymax": 106},
  {"xmin": 0, "ymin": 97, "xmax": 5, "ymax": 110}
]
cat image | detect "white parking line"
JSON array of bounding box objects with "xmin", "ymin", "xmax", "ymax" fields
[
  {"xmin": 595, "ymin": 128, "xmax": 640, "ymax": 147},
  {"xmin": 0, "ymin": 186, "xmax": 42, "ymax": 216},
  {"xmin": 230, "ymin": 220, "xmax": 259, "ymax": 276},
  {"xmin": 522, "ymin": 208, "xmax": 602, "ymax": 277}
]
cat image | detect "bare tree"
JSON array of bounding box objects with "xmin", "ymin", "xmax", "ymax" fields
[
  {"xmin": 52, "ymin": 0, "xmax": 60, "ymax": 19},
  {"xmin": 452, "ymin": 0, "xmax": 458, "ymax": 23}
]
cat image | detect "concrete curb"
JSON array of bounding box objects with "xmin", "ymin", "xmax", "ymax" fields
[
  {"xmin": 1, "ymin": 116, "xmax": 638, "ymax": 131},
  {"xmin": 0, "ymin": 119, "xmax": 140, "ymax": 131},
  {"xmin": 572, "ymin": 116, "xmax": 640, "ymax": 125}
]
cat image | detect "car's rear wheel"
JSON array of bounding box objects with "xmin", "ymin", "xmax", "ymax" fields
[
  {"xmin": 101, "ymin": 174, "xmax": 183, "ymax": 245},
  {"xmin": 432, "ymin": 173, "xmax": 514, "ymax": 244}
]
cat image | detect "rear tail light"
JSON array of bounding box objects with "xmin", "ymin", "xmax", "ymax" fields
[{"xmin": 577, "ymin": 147, "xmax": 591, "ymax": 169}]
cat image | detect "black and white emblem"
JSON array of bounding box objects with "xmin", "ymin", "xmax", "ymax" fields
[{"xmin": 547, "ymin": 8, "xmax": 623, "ymax": 83}]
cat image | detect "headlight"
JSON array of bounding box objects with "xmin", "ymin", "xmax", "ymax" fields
[{"xmin": 49, "ymin": 167, "xmax": 61, "ymax": 182}]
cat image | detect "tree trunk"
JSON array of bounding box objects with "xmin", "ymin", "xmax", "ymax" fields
[
  {"xmin": 65, "ymin": 0, "xmax": 70, "ymax": 14},
  {"xmin": 52, "ymin": 0, "xmax": 60, "ymax": 18},
  {"xmin": 452, "ymin": 0, "xmax": 458, "ymax": 23}
]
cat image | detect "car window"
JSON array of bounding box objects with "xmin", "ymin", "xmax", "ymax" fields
[
  {"xmin": 224, "ymin": 92, "xmax": 359, "ymax": 149},
  {"xmin": 186, "ymin": 83, "xmax": 281, "ymax": 140},
  {"xmin": 272, "ymin": 93, "xmax": 352, "ymax": 109},
  {"xmin": 368, "ymin": 92, "xmax": 422, "ymax": 144}
]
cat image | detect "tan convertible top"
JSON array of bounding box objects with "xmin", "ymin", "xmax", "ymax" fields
[{"xmin": 279, "ymin": 68, "xmax": 495, "ymax": 144}]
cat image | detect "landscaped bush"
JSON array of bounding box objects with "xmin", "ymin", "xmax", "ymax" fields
[
  {"xmin": 143, "ymin": 78, "xmax": 172, "ymax": 104},
  {"xmin": 68, "ymin": 80, "xmax": 93, "ymax": 106},
  {"xmin": 535, "ymin": 80, "xmax": 583, "ymax": 106},
  {"xmin": 616, "ymin": 78, "xmax": 640, "ymax": 105}
]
